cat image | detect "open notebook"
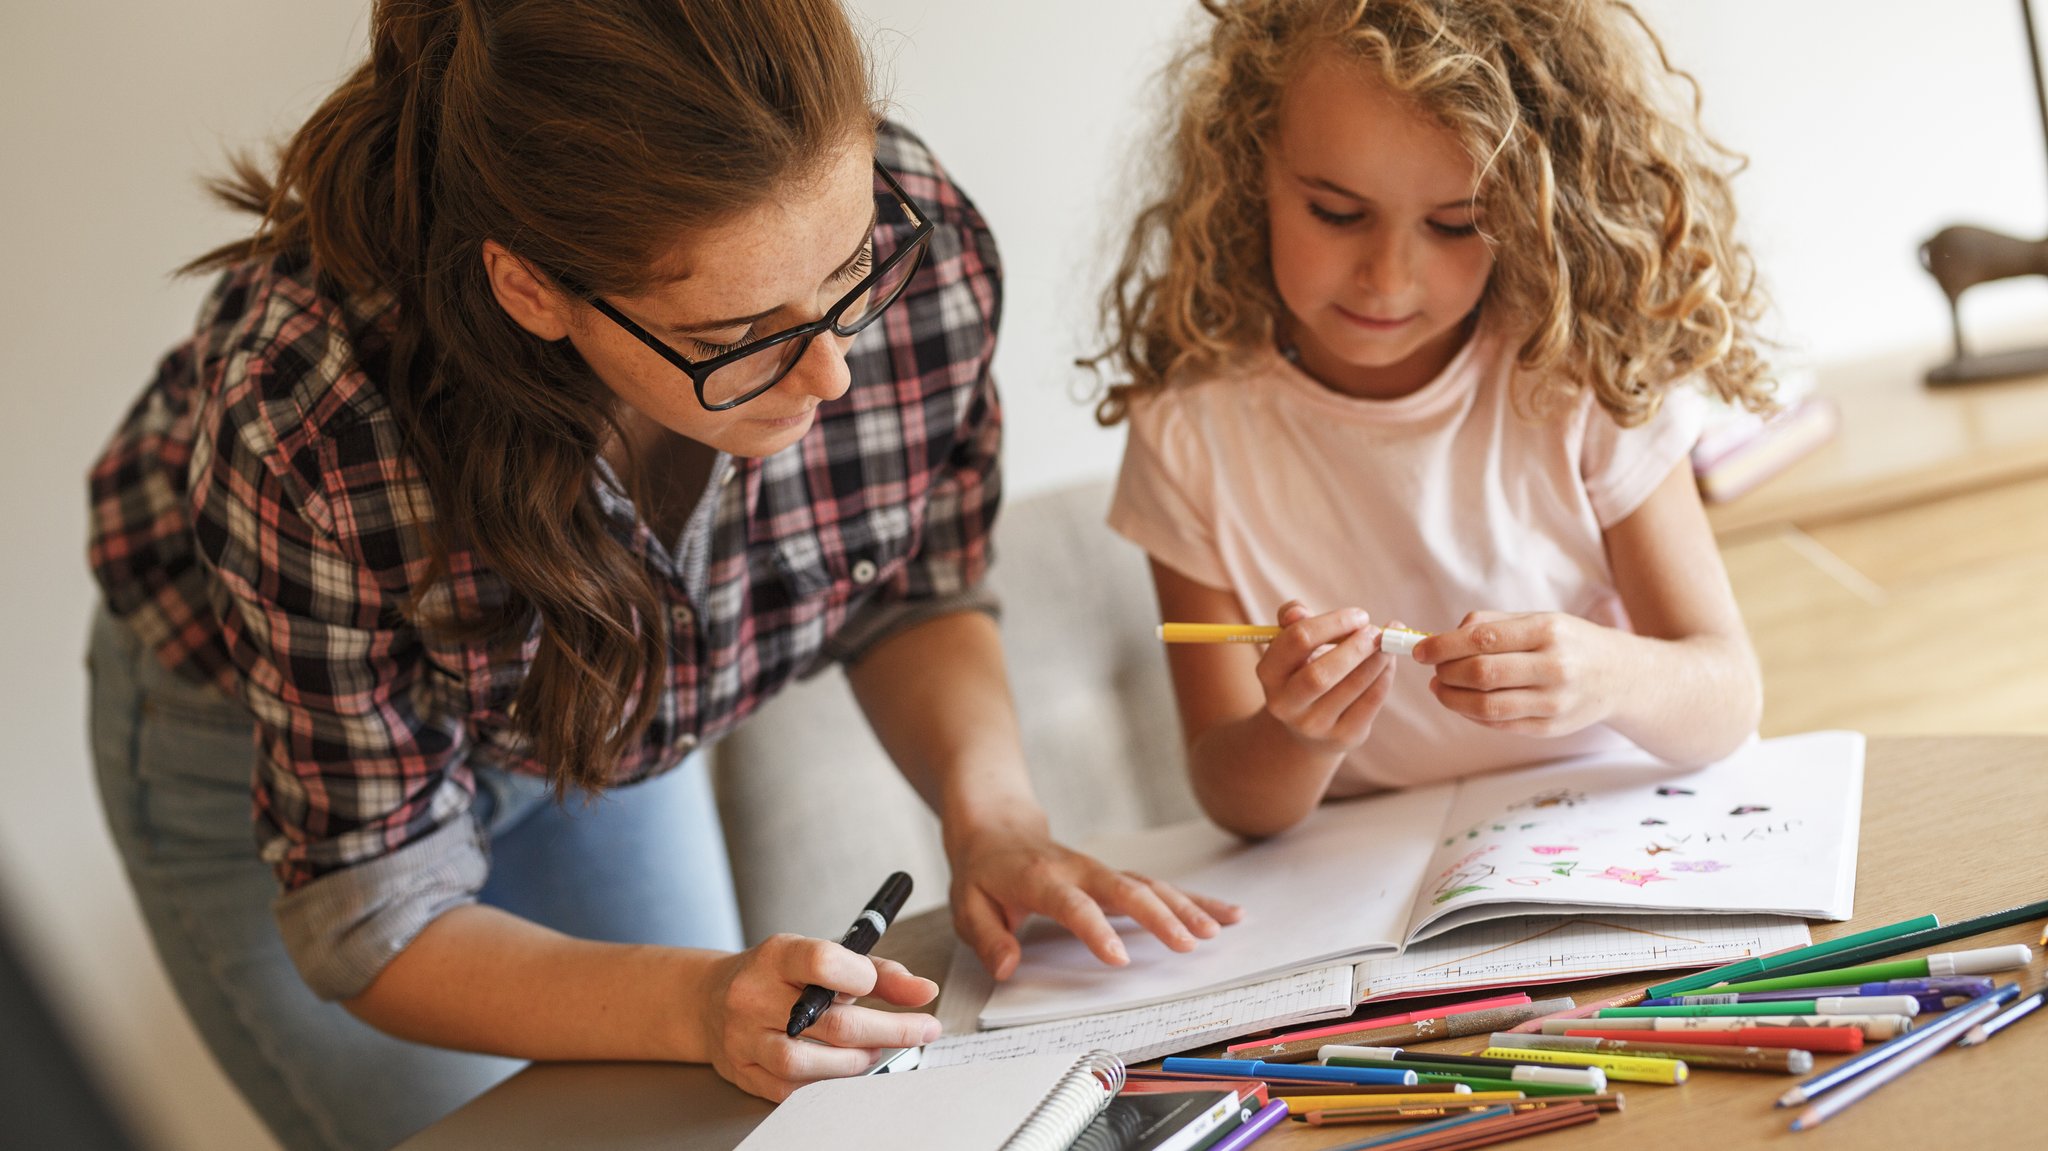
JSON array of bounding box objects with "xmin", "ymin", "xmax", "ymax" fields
[
  {"xmin": 981, "ymin": 730, "xmax": 1863, "ymax": 1028},
  {"xmin": 735, "ymin": 1050, "xmax": 1126, "ymax": 1151}
]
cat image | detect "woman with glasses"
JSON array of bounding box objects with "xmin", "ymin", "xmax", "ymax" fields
[{"xmin": 83, "ymin": 2, "xmax": 1236, "ymax": 1147}]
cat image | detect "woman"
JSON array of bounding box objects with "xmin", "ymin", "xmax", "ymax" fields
[{"xmin": 86, "ymin": 2, "xmax": 1233, "ymax": 1147}]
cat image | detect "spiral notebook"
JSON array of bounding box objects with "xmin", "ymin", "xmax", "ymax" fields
[{"xmin": 734, "ymin": 1049, "xmax": 1126, "ymax": 1151}]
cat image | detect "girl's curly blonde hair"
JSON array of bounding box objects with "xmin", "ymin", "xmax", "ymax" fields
[{"xmin": 1093, "ymin": 0, "xmax": 1773, "ymax": 427}]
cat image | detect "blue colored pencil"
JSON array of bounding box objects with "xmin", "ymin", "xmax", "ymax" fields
[{"xmin": 1775, "ymin": 983, "xmax": 2022, "ymax": 1108}]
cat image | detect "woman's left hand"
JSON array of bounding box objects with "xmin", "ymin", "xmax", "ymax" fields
[
  {"xmin": 946, "ymin": 819, "xmax": 1242, "ymax": 981},
  {"xmin": 1414, "ymin": 610, "xmax": 1620, "ymax": 737}
]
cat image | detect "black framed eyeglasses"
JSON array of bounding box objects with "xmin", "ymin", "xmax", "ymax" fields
[{"xmin": 565, "ymin": 162, "xmax": 934, "ymax": 411}]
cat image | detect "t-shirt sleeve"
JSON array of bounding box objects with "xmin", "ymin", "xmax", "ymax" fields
[
  {"xmin": 1580, "ymin": 385, "xmax": 1707, "ymax": 529},
  {"xmin": 1107, "ymin": 391, "xmax": 1231, "ymax": 589}
]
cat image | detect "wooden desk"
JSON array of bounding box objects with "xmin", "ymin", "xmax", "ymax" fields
[
  {"xmin": 1705, "ymin": 351, "xmax": 2048, "ymax": 539},
  {"xmin": 399, "ymin": 737, "xmax": 2047, "ymax": 1150}
]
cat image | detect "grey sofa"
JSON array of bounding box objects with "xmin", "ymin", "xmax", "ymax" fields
[{"xmin": 709, "ymin": 479, "xmax": 1204, "ymax": 942}]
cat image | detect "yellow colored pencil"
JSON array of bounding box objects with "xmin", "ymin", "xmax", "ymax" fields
[
  {"xmin": 1479, "ymin": 1046, "xmax": 1687, "ymax": 1084},
  {"xmin": 1158, "ymin": 622, "xmax": 1432, "ymax": 655}
]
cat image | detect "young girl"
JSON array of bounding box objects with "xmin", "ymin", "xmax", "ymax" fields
[
  {"xmin": 85, "ymin": 1, "xmax": 1231, "ymax": 1144},
  {"xmin": 1100, "ymin": 0, "xmax": 1771, "ymax": 840}
]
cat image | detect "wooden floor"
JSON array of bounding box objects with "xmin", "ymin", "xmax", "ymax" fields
[{"xmin": 1722, "ymin": 471, "xmax": 2048, "ymax": 736}]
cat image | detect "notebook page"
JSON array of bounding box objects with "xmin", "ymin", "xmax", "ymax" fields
[
  {"xmin": 925, "ymin": 964, "xmax": 1355, "ymax": 1068},
  {"xmin": 734, "ymin": 1051, "xmax": 1085, "ymax": 1151},
  {"xmin": 1405, "ymin": 731, "xmax": 1864, "ymax": 938},
  {"xmin": 981, "ymin": 783, "xmax": 1452, "ymax": 1027},
  {"xmin": 1353, "ymin": 913, "xmax": 1812, "ymax": 1000}
]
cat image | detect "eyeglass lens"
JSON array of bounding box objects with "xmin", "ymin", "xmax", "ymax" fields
[{"xmin": 697, "ymin": 207, "xmax": 927, "ymax": 409}]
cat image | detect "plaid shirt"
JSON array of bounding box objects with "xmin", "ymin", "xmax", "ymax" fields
[{"xmin": 88, "ymin": 125, "xmax": 1001, "ymax": 994}]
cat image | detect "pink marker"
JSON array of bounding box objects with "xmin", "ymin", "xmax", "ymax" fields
[{"xmin": 1226, "ymin": 992, "xmax": 1532, "ymax": 1053}]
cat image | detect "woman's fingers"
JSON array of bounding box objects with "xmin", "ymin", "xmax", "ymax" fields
[{"xmin": 793, "ymin": 1002, "xmax": 941, "ymax": 1052}]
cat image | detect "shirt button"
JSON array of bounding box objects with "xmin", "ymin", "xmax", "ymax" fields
[
  {"xmin": 851, "ymin": 559, "xmax": 878, "ymax": 585},
  {"xmin": 670, "ymin": 604, "xmax": 695, "ymax": 628},
  {"xmin": 721, "ymin": 467, "xmax": 738, "ymax": 486},
  {"xmin": 677, "ymin": 734, "xmax": 699, "ymax": 754}
]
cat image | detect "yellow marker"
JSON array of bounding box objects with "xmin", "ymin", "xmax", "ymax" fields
[
  {"xmin": 1158, "ymin": 622, "xmax": 1431, "ymax": 656},
  {"xmin": 1480, "ymin": 1046, "xmax": 1687, "ymax": 1085},
  {"xmin": 1271, "ymin": 1091, "xmax": 1525, "ymax": 1110}
]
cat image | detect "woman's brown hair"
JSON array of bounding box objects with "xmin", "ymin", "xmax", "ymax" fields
[
  {"xmin": 1093, "ymin": 0, "xmax": 1773, "ymax": 426},
  {"xmin": 187, "ymin": 0, "xmax": 875, "ymax": 793}
]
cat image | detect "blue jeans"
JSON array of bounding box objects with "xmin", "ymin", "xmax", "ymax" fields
[{"xmin": 87, "ymin": 607, "xmax": 745, "ymax": 1151}]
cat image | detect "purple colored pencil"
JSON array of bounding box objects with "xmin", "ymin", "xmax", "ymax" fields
[{"xmin": 1206, "ymin": 1100, "xmax": 1290, "ymax": 1151}]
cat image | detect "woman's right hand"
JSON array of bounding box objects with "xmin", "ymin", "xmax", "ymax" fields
[
  {"xmin": 695, "ymin": 934, "xmax": 942, "ymax": 1101},
  {"xmin": 1256, "ymin": 600, "xmax": 1397, "ymax": 756}
]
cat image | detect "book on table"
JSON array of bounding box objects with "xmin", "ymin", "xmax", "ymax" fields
[
  {"xmin": 733, "ymin": 1049, "xmax": 1246, "ymax": 1151},
  {"xmin": 977, "ymin": 731, "xmax": 1864, "ymax": 1029}
]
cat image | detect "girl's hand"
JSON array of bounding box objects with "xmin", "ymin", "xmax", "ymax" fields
[
  {"xmin": 1415, "ymin": 610, "xmax": 1619, "ymax": 736},
  {"xmin": 698, "ymin": 937, "xmax": 941, "ymax": 1101},
  {"xmin": 1255, "ymin": 600, "xmax": 1397, "ymax": 757},
  {"xmin": 947, "ymin": 820, "xmax": 1242, "ymax": 981}
]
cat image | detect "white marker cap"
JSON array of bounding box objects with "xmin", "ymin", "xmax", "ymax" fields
[
  {"xmin": 1512, "ymin": 1065, "xmax": 1607, "ymax": 1089},
  {"xmin": 1378, "ymin": 627, "xmax": 1427, "ymax": 657},
  {"xmin": 1928, "ymin": 945, "xmax": 2033, "ymax": 977},
  {"xmin": 1317, "ymin": 1045, "xmax": 1405, "ymax": 1063},
  {"xmin": 1817, "ymin": 995, "xmax": 1922, "ymax": 1016}
]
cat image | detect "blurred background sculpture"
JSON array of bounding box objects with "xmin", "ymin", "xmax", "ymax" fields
[{"xmin": 1921, "ymin": 0, "xmax": 2048, "ymax": 384}]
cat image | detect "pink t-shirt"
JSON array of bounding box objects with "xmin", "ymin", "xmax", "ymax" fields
[{"xmin": 1108, "ymin": 320, "xmax": 1704, "ymax": 793}]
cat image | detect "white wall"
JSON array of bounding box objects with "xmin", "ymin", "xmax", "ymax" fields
[{"xmin": 2, "ymin": 2, "xmax": 2042, "ymax": 1148}]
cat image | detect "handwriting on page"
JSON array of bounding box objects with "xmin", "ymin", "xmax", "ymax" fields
[
  {"xmin": 921, "ymin": 965, "xmax": 1355, "ymax": 1068},
  {"xmin": 1355, "ymin": 914, "xmax": 1811, "ymax": 1000}
]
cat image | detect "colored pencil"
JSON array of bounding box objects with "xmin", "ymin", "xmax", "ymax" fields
[
  {"xmin": 1319, "ymin": 1045, "xmax": 1606, "ymax": 1081},
  {"xmin": 1488, "ymin": 1032, "xmax": 1814, "ymax": 1074},
  {"xmin": 1240, "ymin": 998, "xmax": 1572, "ymax": 1063},
  {"xmin": 1787, "ymin": 991, "xmax": 2019, "ymax": 1130},
  {"xmin": 1958, "ymin": 986, "xmax": 2044, "ymax": 1047},
  {"xmin": 1557, "ymin": 1013, "xmax": 1912, "ymax": 1040},
  {"xmin": 1292, "ymin": 1094, "xmax": 1625, "ymax": 1124},
  {"xmin": 1700, "ymin": 900, "xmax": 2048, "ymax": 988},
  {"xmin": 1646, "ymin": 914, "xmax": 1941, "ymax": 998},
  {"xmin": 1699, "ymin": 944, "xmax": 2033, "ymax": 995},
  {"xmin": 1228, "ymin": 993, "xmax": 1533, "ymax": 1053},
  {"xmin": 1561, "ymin": 1026, "xmax": 1863, "ymax": 1052},
  {"xmin": 1274, "ymin": 1092, "xmax": 1525, "ymax": 1111},
  {"xmin": 1476, "ymin": 1046, "xmax": 1686, "ymax": 1085},
  {"xmin": 1596, "ymin": 995, "xmax": 1923, "ymax": 1018},
  {"xmin": 1502, "ymin": 987, "xmax": 1648, "ymax": 1034},
  {"xmin": 1319, "ymin": 1101, "xmax": 1600, "ymax": 1148},
  {"xmin": 1322, "ymin": 1058, "xmax": 1606, "ymax": 1094},
  {"xmin": 1776, "ymin": 983, "xmax": 2021, "ymax": 1108},
  {"xmin": 1205, "ymin": 1099, "xmax": 1290, "ymax": 1151}
]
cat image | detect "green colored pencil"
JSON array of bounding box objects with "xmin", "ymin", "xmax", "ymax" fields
[
  {"xmin": 1646, "ymin": 914, "xmax": 1939, "ymax": 998},
  {"xmin": 1696, "ymin": 899, "xmax": 2048, "ymax": 986}
]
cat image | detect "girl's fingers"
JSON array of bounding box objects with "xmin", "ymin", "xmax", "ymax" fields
[
  {"xmin": 1271, "ymin": 624, "xmax": 1379, "ymax": 716},
  {"xmin": 1430, "ymin": 651, "xmax": 1546, "ymax": 693},
  {"xmin": 1087, "ymin": 870, "xmax": 1197, "ymax": 953},
  {"xmin": 1035, "ymin": 878, "xmax": 1132, "ymax": 966},
  {"xmin": 953, "ymin": 887, "xmax": 1022, "ymax": 981},
  {"xmin": 1133, "ymin": 874, "xmax": 1225, "ymax": 939},
  {"xmin": 1263, "ymin": 608, "xmax": 1372, "ymax": 681},
  {"xmin": 1432, "ymin": 681, "xmax": 1549, "ymax": 724},
  {"xmin": 1289, "ymin": 645, "xmax": 1389, "ymax": 733},
  {"xmin": 1330, "ymin": 655, "xmax": 1399, "ymax": 744},
  {"xmin": 1186, "ymin": 888, "xmax": 1245, "ymax": 925}
]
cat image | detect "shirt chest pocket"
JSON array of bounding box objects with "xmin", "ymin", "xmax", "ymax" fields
[{"xmin": 760, "ymin": 502, "xmax": 916, "ymax": 613}]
